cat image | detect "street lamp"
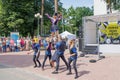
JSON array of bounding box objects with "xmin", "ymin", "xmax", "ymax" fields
[{"xmin": 34, "ymin": 13, "xmax": 42, "ymax": 37}]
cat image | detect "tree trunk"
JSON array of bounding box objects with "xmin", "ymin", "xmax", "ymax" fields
[
  {"xmin": 41, "ymin": 0, "xmax": 44, "ymax": 36},
  {"xmin": 54, "ymin": 0, "xmax": 58, "ymax": 13},
  {"xmin": 106, "ymin": 0, "xmax": 112, "ymax": 13}
]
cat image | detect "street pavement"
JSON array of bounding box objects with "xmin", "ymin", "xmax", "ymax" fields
[
  {"xmin": 0, "ymin": 50, "xmax": 120, "ymax": 80},
  {"xmin": 0, "ymin": 63, "xmax": 51, "ymax": 80}
]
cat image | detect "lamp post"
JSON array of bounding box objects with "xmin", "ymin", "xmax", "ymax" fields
[{"xmin": 34, "ymin": 13, "xmax": 42, "ymax": 37}]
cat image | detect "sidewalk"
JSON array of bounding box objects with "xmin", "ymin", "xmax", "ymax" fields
[
  {"xmin": 0, "ymin": 63, "xmax": 50, "ymax": 80},
  {"xmin": 0, "ymin": 50, "xmax": 120, "ymax": 80}
]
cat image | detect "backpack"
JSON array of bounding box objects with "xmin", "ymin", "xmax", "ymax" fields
[{"xmin": 59, "ymin": 41, "xmax": 66, "ymax": 52}]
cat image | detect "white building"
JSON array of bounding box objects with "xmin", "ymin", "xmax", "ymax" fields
[
  {"xmin": 94, "ymin": 0, "xmax": 119, "ymax": 15},
  {"xmin": 94, "ymin": 0, "xmax": 107, "ymax": 15}
]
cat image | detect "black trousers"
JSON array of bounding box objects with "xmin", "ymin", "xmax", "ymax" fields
[
  {"xmin": 33, "ymin": 51, "xmax": 41, "ymax": 67},
  {"xmin": 42, "ymin": 54, "xmax": 52, "ymax": 68},
  {"xmin": 68, "ymin": 58, "xmax": 78, "ymax": 76},
  {"xmin": 56, "ymin": 54, "xmax": 68, "ymax": 71}
]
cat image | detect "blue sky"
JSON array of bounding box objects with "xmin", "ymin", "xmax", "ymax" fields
[{"xmin": 60, "ymin": 0, "xmax": 93, "ymax": 9}]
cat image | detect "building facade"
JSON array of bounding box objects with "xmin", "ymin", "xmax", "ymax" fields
[
  {"xmin": 94, "ymin": 0, "xmax": 107, "ymax": 15},
  {"xmin": 94, "ymin": 0, "xmax": 119, "ymax": 15}
]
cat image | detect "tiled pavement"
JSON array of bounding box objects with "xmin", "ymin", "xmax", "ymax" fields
[{"xmin": 0, "ymin": 50, "xmax": 120, "ymax": 80}]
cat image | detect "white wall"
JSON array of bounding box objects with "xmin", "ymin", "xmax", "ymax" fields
[
  {"xmin": 94, "ymin": 0, "xmax": 107, "ymax": 15},
  {"xmin": 84, "ymin": 21, "xmax": 97, "ymax": 44}
]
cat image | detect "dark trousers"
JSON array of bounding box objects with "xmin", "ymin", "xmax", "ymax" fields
[
  {"xmin": 0, "ymin": 47, "xmax": 2, "ymax": 52},
  {"xmin": 42, "ymin": 54, "xmax": 52, "ymax": 68},
  {"xmin": 33, "ymin": 52, "xmax": 41, "ymax": 67},
  {"xmin": 2, "ymin": 45, "xmax": 6, "ymax": 52},
  {"xmin": 68, "ymin": 58, "xmax": 78, "ymax": 76},
  {"xmin": 56, "ymin": 54, "xmax": 68, "ymax": 71}
]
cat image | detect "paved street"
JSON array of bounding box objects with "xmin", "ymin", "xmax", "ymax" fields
[
  {"xmin": 0, "ymin": 63, "xmax": 50, "ymax": 80},
  {"xmin": 0, "ymin": 50, "xmax": 120, "ymax": 80}
]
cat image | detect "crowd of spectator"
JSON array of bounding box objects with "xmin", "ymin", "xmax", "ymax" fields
[
  {"xmin": 0, "ymin": 36, "xmax": 39, "ymax": 53},
  {"xmin": 0, "ymin": 35, "xmax": 78, "ymax": 53}
]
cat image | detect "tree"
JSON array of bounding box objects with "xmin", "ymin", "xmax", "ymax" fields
[
  {"xmin": 63, "ymin": 6, "xmax": 93, "ymax": 35},
  {"xmin": 104, "ymin": 0, "xmax": 120, "ymax": 13},
  {"xmin": 112, "ymin": 0, "xmax": 120, "ymax": 10},
  {"xmin": 0, "ymin": 0, "xmax": 93, "ymax": 37},
  {"xmin": 0, "ymin": 0, "xmax": 62, "ymax": 36},
  {"xmin": 0, "ymin": 0, "xmax": 35, "ymax": 36},
  {"xmin": 54, "ymin": 0, "xmax": 58, "ymax": 13},
  {"xmin": 41, "ymin": 0, "xmax": 44, "ymax": 36}
]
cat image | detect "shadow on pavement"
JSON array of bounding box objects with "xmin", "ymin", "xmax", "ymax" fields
[
  {"xmin": 79, "ymin": 70, "xmax": 90, "ymax": 77},
  {"xmin": 59, "ymin": 66, "xmax": 68, "ymax": 73},
  {"xmin": 77, "ymin": 63, "xmax": 88, "ymax": 66},
  {"xmin": 0, "ymin": 54, "xmax": 44, "ymax": 68}
]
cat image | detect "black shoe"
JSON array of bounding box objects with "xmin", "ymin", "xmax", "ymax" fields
[
  {"xmin": 34, "ymin": 65, "xmax": 37, "ymax": 68},
  {"xmin": 52, "ymin": 71, "xmax": 58, "ymax": 74},
  {"xmin": 38, "ymin": 64, "xmax": 41, "ymax": 67},
  {"xmin": 42, "ymin": 67, "xmax": 44, "ymax": 71},
  {"xmin": 74, "ymin": 75, "xmax": 79, "ymax": 79},
  {"xmin": 67, "ymin": 67, "xmax": 69, "ymax": 70},
  {"xmin": 66, "ymin": 72, "xmax": 72, "ymax": 75}
]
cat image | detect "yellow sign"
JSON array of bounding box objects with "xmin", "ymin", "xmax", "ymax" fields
[
  {"xmin": 106, "ymin": 22, "xmax": 120, "ymax": 38},
  {"xmin": 99, "ymin": 21, "xmax": 120, "ymax": 44}
]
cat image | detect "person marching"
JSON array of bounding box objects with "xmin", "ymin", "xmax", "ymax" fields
[
  {"xmin": 67, "ymin": 39, "xmax": 79, "ymax": 79},
  {"xmin": 45, "ymin": 12, "xmax": 62, "ymax": 37},
  {"xmin": 42, "ymin": 37, "xmax": 52, "ymax": 70},
  {"xmin": 27, "ymin": 39, "xmax": 41, "ymax": 68},
  {"xmin": 52, "ymin": 35, "xmax": 68, "ymax": 74}
]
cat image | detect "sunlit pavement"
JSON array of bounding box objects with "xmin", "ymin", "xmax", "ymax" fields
[
  {"xmin": 0, "ymin": 50, "xmax": 120, "ymax": 80},
  {"xmin": 0, "ymin": 63, "xmax": 50, "ymax": 80}
]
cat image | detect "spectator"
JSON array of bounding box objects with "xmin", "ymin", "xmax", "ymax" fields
[
  {"xmin": 20, "ymin": 37, "xmax": 25, "ymax": 51},
  {"xmin": 2, "ymin": 38, "xmax": 6, "ymax": 52},
  {"xmin": 10, "ymin": 38, "xmax": 15, "ymax": 52},
  {"xmin": 0, "ymin": 38, "xmax": 2, "ymax": 53}
]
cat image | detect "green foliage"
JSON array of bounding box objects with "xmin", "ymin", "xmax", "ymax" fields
[
  {"xmin": 62, "ymin": 6, "xmax": 93, "ymax": 35},
  {"xmin": 104, "ymin": 0, "xmax": 120, "ymax": 11},
  {"xmin": 0, "ymin": 0, "xmax": 54, "ymax": 36},
  {"xmin": 0, "ymin": 0, "xmax": 93, "ymax": 37},
  {"xmin": 112, "ymin": 0, "xmax": 120, "ymax": 10},
  {"xmin": 0, "ymin": 0, "xmax": 34, "ymax": 36}
]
